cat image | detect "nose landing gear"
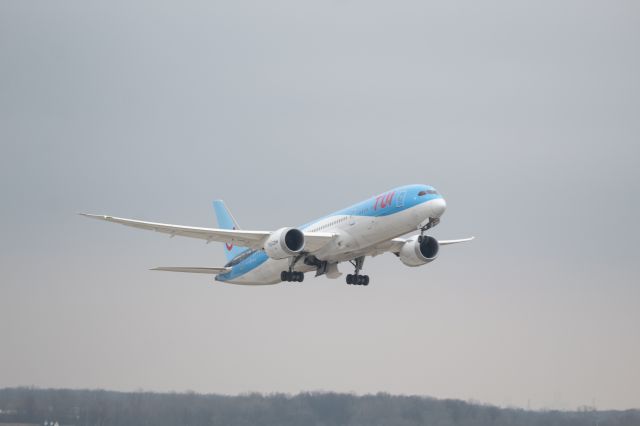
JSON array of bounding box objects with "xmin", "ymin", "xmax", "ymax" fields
[
  {"xmin": 346, "ymin": 256, "xmax": 369, "ymax": 286},
  {"xmin": 418, "ymin": 217, "xmax": 440, "ymax": 243}
]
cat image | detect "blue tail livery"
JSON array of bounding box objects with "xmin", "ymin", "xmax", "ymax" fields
[{"xmin": 212, "ymin": 200, "xmax": 246, "ymax": 261}]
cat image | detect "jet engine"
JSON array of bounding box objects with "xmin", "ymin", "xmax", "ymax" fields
[
  {"xmin": 264, "ymin": 227, "xmax": 305, "ymax": 259},
  {"xmin": 398, "ymin": 236, "xmax": 439, "ymax": 267}
]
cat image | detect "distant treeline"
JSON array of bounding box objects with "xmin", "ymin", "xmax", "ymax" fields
[{"xmin": 0, "ymin": 388, "xmax": 638, "ymax": 426}]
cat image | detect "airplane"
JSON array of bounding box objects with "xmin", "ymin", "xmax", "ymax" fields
[{"xmin": 80, "ymin": 184, "xmax": 473, "ymax": 286}]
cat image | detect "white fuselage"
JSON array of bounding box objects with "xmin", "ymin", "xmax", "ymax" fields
[{"xmin": 227, "ymin": 198, "xmax": 444, "ymax": 285}]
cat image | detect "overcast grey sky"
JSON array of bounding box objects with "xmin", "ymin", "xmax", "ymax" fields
[{"xmin": 1, "ymin": 0, "xmax": 639, "ymax": 411}]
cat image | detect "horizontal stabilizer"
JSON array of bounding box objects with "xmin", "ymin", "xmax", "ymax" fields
[{"xmin": 151, "ymin": 266, "xmax": 231, "ymax": 274}]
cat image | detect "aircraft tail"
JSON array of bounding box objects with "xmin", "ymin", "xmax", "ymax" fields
[{"xmin": 212, "ymin": 200, "xmax": 246, "ymax": 261}]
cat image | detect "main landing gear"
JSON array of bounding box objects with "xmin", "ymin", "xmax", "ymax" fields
[
  {"xmin": 281, "ymin": 254, "xmax": 304, "ymax": 282},
  {"xmin": 346, "ymin": 256, "xmax": 369, "ymax": 286},
  {"xmin": 346, "ymin": 274, "xmax": 369, "ymax": 285},
  {"xmin": 281, "ymin": 270, "xmax": 304, "ymax": 282}
]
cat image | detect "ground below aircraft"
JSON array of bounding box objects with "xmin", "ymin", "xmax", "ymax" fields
[{"xmin": 81, "ymin": 184, "xmax": 473, "ymax": 286}]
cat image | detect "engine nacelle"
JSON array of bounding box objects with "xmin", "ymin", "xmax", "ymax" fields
[
  {"xmin": 264, "ymin": 227, "xmax": 305, "ymax": 259},
  {"xmin": 398, "ymin": 236, "xmax": 439, "ymax": 267}
]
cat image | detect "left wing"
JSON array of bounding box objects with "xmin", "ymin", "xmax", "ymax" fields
[{"xmin": 79, "ymin": 213, "xmax": 335, "ymax": 253}]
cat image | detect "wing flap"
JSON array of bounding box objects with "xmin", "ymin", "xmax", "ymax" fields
[{"xmin": 303, "ymin": 232, "xmax": 336, "ymax": 252}]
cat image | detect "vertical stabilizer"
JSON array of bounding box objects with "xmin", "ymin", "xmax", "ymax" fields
[{"xmin": 212, "ymin": 200, "xmax": 246, "ymax": 261}]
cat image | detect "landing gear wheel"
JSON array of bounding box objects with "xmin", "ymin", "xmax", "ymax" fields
[
  {"xmin": 346, "ymin": 274, "xmax": 369, "ymax": 285},
  {"xmin": 346, "ymin": 256, "xmax": 369, "ymax": 285},
  {"xmin": 281, "ymin": 271, "xmax": 303, "ymax": 282},
  {"xmin": 281, "ymin": 255, "xmax": 306, "ymax": 283}
]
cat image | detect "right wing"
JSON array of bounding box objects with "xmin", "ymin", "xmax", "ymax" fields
[
  {"xmin": 79, "ymin": 213, "xmax": 336, "ymax": 253},
  {"xmin": 438, "ymin": 237, "xmax": 475, "ymax": 245},
  {"xmin": 368, "ymin": 236, "xmax": 475, "ymax": 256},
  {"xmin": 151, "ymin": 267, "xmax": 231, "ymax": 274}
]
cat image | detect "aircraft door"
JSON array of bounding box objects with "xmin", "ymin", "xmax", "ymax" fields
[
  {"xmin": 367, "ymin": 217, "xmax": 376, "ymax": 230},
  {"xmin": 396, "ymin": 191, "xmax": 407, "ymax": 208}
]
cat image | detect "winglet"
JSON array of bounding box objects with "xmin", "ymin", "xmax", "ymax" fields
[{"xmin": 79, "ymin": 213, "xmax": 111, "ymax": 220}]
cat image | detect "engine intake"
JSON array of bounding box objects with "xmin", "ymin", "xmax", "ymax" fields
[
  {"xmin": 264, "ymin": 227, "xmax": 305, "ymax": 259},
  {"xmin": 398, "ymin": 236, "xmax": 439, "ymax": 267}
]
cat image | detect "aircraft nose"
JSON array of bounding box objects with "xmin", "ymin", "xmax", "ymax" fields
[{"xmin": 429, "ymin": 198, "xmax": 447, "ymax": 218}]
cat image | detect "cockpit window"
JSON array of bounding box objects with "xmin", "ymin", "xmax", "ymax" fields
[{"xmin": 418, "ymin": 189, "xmax": 438, "ymax": 196}]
